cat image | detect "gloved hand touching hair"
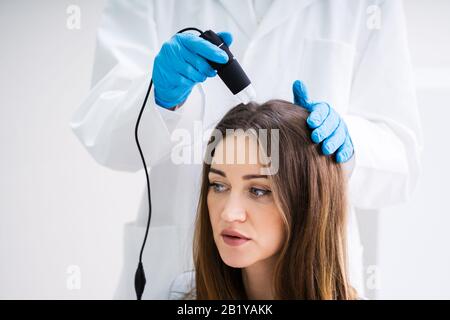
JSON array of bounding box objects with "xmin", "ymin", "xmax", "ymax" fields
[{"xmin": 292, "ymin": 80, "xmax": 354, "ymax": 163}]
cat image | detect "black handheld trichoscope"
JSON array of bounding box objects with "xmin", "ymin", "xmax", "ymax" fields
[{"xmin": 133, "ymin": 28, "xmax": 255, "ymax": 300}]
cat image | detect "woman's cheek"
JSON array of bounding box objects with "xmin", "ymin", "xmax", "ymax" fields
[
  {"xmin": 256, "ymin": 206, "xmax": 285, "ymax": 249},
  {"xmin": 207, "ymin": 193, "xmax": 225, "ymax": 231}
]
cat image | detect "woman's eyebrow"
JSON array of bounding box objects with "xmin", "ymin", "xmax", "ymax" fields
[
  {"xmin": 209, "ymin": 167, "xmax": 226, "ymax": 177},
  {"xmin": 209, "ymin": 168, "xmax": 267, "ymax": 180},
  {"xmin": 242, "ymin": 174, "xmax": 268, "ymax": 180}
]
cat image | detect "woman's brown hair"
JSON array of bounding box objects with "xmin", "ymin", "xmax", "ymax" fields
[{"xmin": 189, "ymin": 99, "xmax": 356, "ymax": 300}]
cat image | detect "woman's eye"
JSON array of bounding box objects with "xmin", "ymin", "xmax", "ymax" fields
[
  {"xmin": 209, "ymin": 182, "xmax": 227, "ymax": 193},
  {"xmin": 249, "ymin": 187, "xmax": 271, "ymax": 198}
]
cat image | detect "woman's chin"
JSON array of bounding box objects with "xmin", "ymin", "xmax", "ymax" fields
[
  {"xmin": 222, "ymin": 259, "xmax": 249, "ymax": 268},
  {"xmin": 218, "ymin": 250, "xmax": 253, "ymax": 268}
]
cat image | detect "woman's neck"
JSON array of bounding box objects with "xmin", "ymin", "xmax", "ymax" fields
[{"xmin": 241, "ymin": 255, "xmax": 277, "ymax": 300}]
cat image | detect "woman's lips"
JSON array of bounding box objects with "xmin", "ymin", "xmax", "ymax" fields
[{"xmin": 222, "ymin": 235, "xmax": 250, "ymax": 246}]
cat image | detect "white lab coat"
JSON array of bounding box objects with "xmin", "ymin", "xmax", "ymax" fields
[{"xmin": 70, "ymin": 0, "xmax": 423, "ymax": 299}]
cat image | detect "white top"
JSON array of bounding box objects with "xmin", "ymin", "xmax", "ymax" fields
[{"xmin": 168, "ymin": 270, "xmax": 196, "ymax": 300}]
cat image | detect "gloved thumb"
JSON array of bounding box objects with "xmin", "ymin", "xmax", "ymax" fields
[
  {"xmin": 217, "ymin": 31, "xmax": 233, "ymax": 47},
  {"xmin": 292, "ymin": 80, "xmax": 312, "ymax": 111}
]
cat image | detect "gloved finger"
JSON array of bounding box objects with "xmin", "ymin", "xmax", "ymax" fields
[
  {"xmin": 173, "ymin": 56, "xmax": 207, "ymax": 83},
  {"xmin": 154, "ymin": 78, "xmax": 192, "ymax": 108},
  {"xmin": 306, "ymin": 102, "xmax": 329, "ymax": 129},
  {"xmin": 159, "ymin": 78, "xmax": 195, "ymax": 107},
  {"xmin": 292, "ymin": 80, "xmax": 312, "ymax": 111},
  {"xmin": 336, "ymin": 135, "xmax": 354, "ymax": 163},
  {"xmin": 311, "ymin": 107, "xmax": 340, "ymax": 143},
  {"xmin": 171, "ymin": 86, "xmax": 193, "ymax": 106},
  {"xmin": 156, "ymin": 90, "xmax": 184, "ymax": 108},
  {"xmin": 178, "ymin": 33, "xmax": 229, "ymax": 64},
  {"xmin": 182, "ymin": 48, "xmax": 217, "ymax": 77},
  {"xmin": 175, "ymin": 72, "xmax": 196, "ymax": 88},
  {"xmin": 321, "ymin": 119, "xmax": 346, "ymax": 156},
  {"xmin": 217, "ymin": 31, "xmax": 233, "ymax": 47}
]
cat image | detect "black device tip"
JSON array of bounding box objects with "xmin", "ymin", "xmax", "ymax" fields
[{"xmin": 134, "ymin": 262, "xmax": 146, "ymax": 300}]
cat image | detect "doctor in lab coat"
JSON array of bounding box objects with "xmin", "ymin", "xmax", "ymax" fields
[{"xmin": 70, "ymin": 0, "xmax": 423, "ymax": 299}]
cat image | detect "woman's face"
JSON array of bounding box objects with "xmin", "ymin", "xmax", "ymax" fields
[{"xmin": 207, "ymin": 132, "xmax": 285, "ymax": 268}]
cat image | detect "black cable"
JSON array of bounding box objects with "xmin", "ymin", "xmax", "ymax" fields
[
  {"xmin": 134, "ymin": 27, "xmax": 203, "ymax": 300},
  {"xmin": 177, "ymin": 27, "xmax": 203, "ymax": 34}
]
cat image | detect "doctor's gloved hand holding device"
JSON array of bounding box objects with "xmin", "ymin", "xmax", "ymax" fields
[
  {"xmin": 152, "ymin": 28, "xmax": 256, "ymax": 109},
  {"xmin": 133, "ymin": 27, "xmax": 256, "ymax": 300}
]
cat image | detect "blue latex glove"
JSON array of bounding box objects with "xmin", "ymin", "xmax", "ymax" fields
[
  {"xmin": 292, "ymin": 80, "xmax": 354, "ymax": 163},
  {"xmin": 152, "ymin": 32, "xmax": 233, "ymax": 108}
]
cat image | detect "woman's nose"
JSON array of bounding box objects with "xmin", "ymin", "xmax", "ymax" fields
[{"xmin": 220, "ymin": 194, "xmax": 247, "ymax": 222}]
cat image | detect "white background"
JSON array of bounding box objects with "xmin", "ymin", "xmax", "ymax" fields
[{"xmin": 0, "ymin": 0, "xmax": 449, "ymax": 299}]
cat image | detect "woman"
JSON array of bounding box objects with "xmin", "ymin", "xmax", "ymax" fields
[{"xmin": 170, "ymin": 99, "xmax": 357, "ymax": 299}]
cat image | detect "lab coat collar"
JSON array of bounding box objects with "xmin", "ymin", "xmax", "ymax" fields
[{"xmin": 219, "ymin": 0, "xmax": 316, "ymax": 42}]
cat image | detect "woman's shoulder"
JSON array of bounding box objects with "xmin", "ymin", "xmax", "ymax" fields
[{"xmin": 168, "ymin": 270, "xmax": 196, "ymax": 300}]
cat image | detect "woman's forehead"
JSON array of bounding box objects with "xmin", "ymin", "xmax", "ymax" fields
[
  {"xmin": 209, "ymin": 162, "xmax": 264, "ymax": 179},
  {"xmin": 212, "ymin": 132, "xmax": 270, "ymax": 167}
]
